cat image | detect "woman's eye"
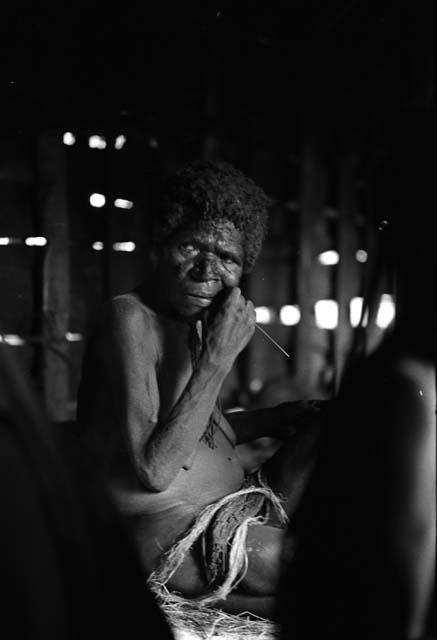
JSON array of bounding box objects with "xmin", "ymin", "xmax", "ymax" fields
[
  {"xmin": 222, "ymin": 255, "xmax": 237, "ymax": 265},
  {"xmin": 179, "ymin": 242, "xmax": 196, "ymax": 253}
]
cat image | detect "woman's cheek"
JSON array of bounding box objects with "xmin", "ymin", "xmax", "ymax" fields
[
  {"xmin": 173, "ymin": 254, "xmax": 194, "ymax": 271},
  {"xmin": 222, "ymin": 266, "xmax": 242, "ymax": 287}
]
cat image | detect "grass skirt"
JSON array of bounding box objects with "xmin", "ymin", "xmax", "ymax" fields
[{"xmin": 147, "ymin": 476, "xmax": 287, "ymax": 639}]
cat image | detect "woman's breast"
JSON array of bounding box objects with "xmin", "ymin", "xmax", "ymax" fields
[{"xmin": 178, "ymin": 426, "xmax": 245, "ymax": 507}]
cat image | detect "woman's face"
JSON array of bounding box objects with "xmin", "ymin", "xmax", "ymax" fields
[{"xmin": 156, "ymin": 219, "xmax": 244, "ymax": 318}]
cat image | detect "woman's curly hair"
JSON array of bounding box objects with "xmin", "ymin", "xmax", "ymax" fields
[{"xmin": 154, "ymin": 161, "xmax": 272, "ymax": 272}]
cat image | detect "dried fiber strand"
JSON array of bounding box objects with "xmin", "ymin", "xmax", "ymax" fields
[{"xmin": 148, "ymin": 484, "xmax": 287, "ymax": 605}]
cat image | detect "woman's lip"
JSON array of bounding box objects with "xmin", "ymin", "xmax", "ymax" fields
[
  {"xmin": 185, "ymin": 291, "xmax": 218, "ymax": 299},
  {"xmin": 185, "ymin": 294, "xmax": 215, "ymax": 306},
  {"xmin": 189, "ymin": 293, "xmax": 214, "ymax": 298}
]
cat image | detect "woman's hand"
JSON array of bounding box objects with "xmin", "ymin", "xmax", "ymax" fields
[{"xmin": 203, "ymin": 287, "xmax": 256, "ymax": 371}]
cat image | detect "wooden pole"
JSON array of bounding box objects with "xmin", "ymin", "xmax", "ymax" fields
[
  {"xmin": 295, "ymin": 92, "xmax": 331, "ymax": 394},
  {"xmin": 38, "ymin": 130, "xmax": 71, "ymax": 422},
  {"xmin": 334, "ymin": 103, "xmax": 360, "ymax": 391},
  {"xmin": 102, "ymin": 138, "xmax": 115, "ymax": 299}
]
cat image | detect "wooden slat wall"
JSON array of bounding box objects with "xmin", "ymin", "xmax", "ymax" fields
[
  {"xmin": 1, "ymin": 122, "xmax": 389, "ymax": 420},
  {"xmin": 67, "ymin": 130, "xmax": 160, "ymax": 414},
  {"xmin": 0, "ymin": 131, "xmax": 38, "ymax": 375}
]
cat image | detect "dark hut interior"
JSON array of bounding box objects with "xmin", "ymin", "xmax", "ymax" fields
[
  {"xmin": 0, "ymin": 1, "xmax": 432, "ymax": 417},
  {"xmin": 0, "ymin": 2, "xmax": 434, "ymax": 639}
]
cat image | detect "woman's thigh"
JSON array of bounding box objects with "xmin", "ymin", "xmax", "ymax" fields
[
  {"xmin": 166, "ymin": 522, "xmax": 293, "ymax": 599},
  {"xmin": 239, "ymin": 523, "xmax": 293, "ymax": 596}
]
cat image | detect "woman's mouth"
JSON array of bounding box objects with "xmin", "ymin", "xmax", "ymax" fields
[{"xmin": 185, "ymin": 293, "xmax": 215, "ymax": 307}]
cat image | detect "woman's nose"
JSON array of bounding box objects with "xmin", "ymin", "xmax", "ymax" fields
[{"xmin": 190, "ymin": 254, "xmax": 219, "ymax": 281}]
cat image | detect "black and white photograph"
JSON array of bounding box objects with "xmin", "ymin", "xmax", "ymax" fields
[{"xmin": 0, "ymin": 3, "xmax": 435, "ymax": 639}]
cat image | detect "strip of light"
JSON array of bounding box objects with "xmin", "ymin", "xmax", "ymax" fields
[
  {"xmin": 0, "ymin": 237, "xmax": 15, "ymax": 245},
  {"xmin": 89, "ymin": 135, "xmax": 107, "ymax": 149},
  {"xmin": 355, "ymin": 249, "xmax": 368, "ymax": 263},
  {"xmin": 0, "ymin": 334, "xmax": 26, "ymax": 346},
  {"xmin": 255, "ymin": 306, "xmax": 275, "ymax": 324},
  {"xmin": 63, "ymin": 132, "xmax": 76, "ymax": 146},
  {"xmin": 279, "ymin": 305, "xmax": 301, "ymax": 326},
  {"xmin": 315, "ymin": 300, "xmax": 338, "ymax": 329},
  {"xmin": 376, "ymin": 294, "xmax": 395, "ymax": 329},
  {"xmin": 318, "ymin": 250, "xmax": 339, "ymax": 266},
  {"xmin": 113, "ymin": 241, "xmax": 136, "ymax": 252},
  {"xmin": 65, "ymin": 332, "xmax": 83, "ymax": 342},
  {"xmin": 349, "ymin": 297, "xmax": 368, "ymax": 328},
  {"xmin": 25, "ymin": 236, "xmax": 47, "ymax": 247},
  {"xmin": 92, "ymin": 241, "xmax": 104, "ymax": 251},
  {"xmin": 114, "ymin": 198, "xmax": 134, "ymax": 210},
  {"xmin": 90, "ymin": 193, "xmax": 106, "ymax": 208},
  {"xmin": 114, "ymin": 135, "xmax": 126, "ymax": 150}
]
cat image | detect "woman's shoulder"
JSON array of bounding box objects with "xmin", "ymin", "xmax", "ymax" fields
[{"xmin": 110, "ymin": 291, "xmax": 157, "ymax": 320}]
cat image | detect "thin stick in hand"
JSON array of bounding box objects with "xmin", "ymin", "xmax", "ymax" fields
[{"xmin": 255, "ymin": 324, "xmax": 290, "ymax": 358}]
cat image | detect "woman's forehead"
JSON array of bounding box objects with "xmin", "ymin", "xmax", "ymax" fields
[{"xmin": 176, "ymin": 219, "xmax": 243, "ymax": 247}]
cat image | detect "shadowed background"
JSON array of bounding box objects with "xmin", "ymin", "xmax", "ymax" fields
[{"xmin": 0, "ymin": 1, "xmax": 433, "ymax": 422}]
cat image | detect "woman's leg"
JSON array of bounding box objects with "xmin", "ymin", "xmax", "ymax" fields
[{"xmin": 167, "ymin": 521, "xmax": 293, "ymax": 597}]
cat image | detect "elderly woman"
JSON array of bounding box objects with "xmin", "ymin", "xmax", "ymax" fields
[{"xmin": 77, "ymin": 161, "xmax": 324, "ymax": 618}]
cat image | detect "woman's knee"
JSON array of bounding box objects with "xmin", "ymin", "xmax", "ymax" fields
[{"xmin": 239, "ymin": 527, "xmax": 286, "ymax": 596}]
